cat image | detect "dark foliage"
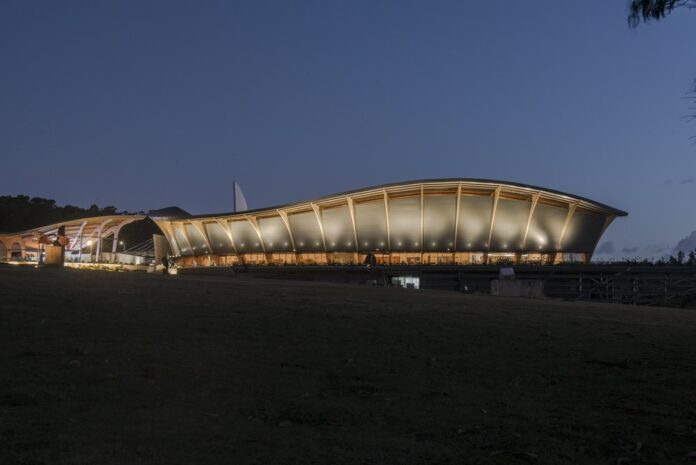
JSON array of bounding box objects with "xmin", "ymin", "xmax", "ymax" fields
[
  {"xmin": 600, "ymin": 249, "xmax": 696, "ymax": 266},
  {"xmin": 0, "ymin": 195, "xmax": 162, "ymax": 250},
  {"xmin": 628, "ymin": 1, "xmax": 696, "ymax": 137},
  {"xmin": 0, "ymin": 195, "xmax": 120, "ymax": 233},
  {"xmin": 628, "ymin": 0, "xmax": 696, "ymax": 26}
]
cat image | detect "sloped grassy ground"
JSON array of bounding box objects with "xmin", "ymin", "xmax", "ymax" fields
[{"xmin": 1, "ymin": 266, "xmax": 695, "ymax": 465}]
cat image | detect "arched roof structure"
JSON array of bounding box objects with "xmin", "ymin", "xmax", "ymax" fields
[
  {"xmin": 150, "ymin": 179, "xmax": 626, "ymax": 262},
  {"xmin": 0, "ymin": 215, "xmax": 145, "ymax": 260}
]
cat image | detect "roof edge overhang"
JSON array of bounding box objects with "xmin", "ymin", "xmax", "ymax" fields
[
  {"xmin": 0, "ymin": 214, "xmax": 147, "ymax": 237},
  {"xmin": 152, "ymin": 178, "xmax": 627, "ymax": 221}
]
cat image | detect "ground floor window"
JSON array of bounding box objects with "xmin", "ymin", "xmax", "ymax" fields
[
  {"xmin": 239, "ymin": 253, "xmax": 266, "ymax": 265},
  {"xmin": 487, "ymin": 253, "xmax": 515, "ymax": 265},
  {"xmin": 296, "ymin": 253, "xmax": 328, "ymax": 265},
  {"xmin": 556, "ymin": 253, "xmax": 586, "ymax": 264},
  {"xmin": 389, "ymin": 253, "xmax": 421, "ymax": 265},
  {"xmin": 391, "ymin": 276, "xmax": 420, "ymax": 289},
  {"xmin": 422, "ymin": 252, "xmax": 454, "ymax": 265},
  {"xmin": 327, "ymin": 252, "xmax": 356, "ymax": 265}
]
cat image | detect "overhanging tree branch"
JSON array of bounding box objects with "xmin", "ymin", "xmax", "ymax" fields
[{"xmin": 628, "ymin": 0, "xmax": 696, "ymax": 27}]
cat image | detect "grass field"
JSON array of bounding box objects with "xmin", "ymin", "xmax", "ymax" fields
[{"xmin": 1, "ymin": 266, "xmax": 695, "ymax": 464}]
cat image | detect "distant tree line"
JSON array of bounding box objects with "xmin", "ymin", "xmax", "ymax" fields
[
  {"xmin": 600, "ymin": 249, "xmax": 696, "ymax": 266},
  {"xmin": 0, "ymin": 195, "xmax": 130, "ymax": 233}
]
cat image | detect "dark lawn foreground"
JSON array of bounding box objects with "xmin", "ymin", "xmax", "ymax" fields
[{"xmin": 1, "ymin": 266, "xmax": 695, "ymax": 465}]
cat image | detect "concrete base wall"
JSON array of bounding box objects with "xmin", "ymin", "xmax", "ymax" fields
[{"xmin": 491, "ymin": 280, "xmax": 545, "ymax": 299}]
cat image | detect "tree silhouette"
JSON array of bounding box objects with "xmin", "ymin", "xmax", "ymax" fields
[
  {"xmin": 628, "ymin": 0, "xmax": 696, "ymax": 26},
  {"xmin": 628, "ymin": 1, "xmax": 696, "ymax": 135}
]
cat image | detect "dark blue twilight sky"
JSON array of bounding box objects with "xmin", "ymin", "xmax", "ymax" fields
[{"xmin": 1, "ymin": 1, "xmax": 695, "ymax": 257}]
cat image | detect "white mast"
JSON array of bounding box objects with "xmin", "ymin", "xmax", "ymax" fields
[{"xmin": 233, "ymin": 181, "xmax": 248, "ymax": 213}]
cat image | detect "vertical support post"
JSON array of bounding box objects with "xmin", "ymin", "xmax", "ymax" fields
[
  {"xmin": 178, "ymin": 222, "xmax": 196, "ymax": 265},
  {"xmin": 94, "ymin": 219, "xmax": 111, "ymax": 263},
  {"xmin": 521, "ymin": 192, "xmax": 540, "ymax": 251},
  {"xmin": 192, "ymin": 221, "xmax": 215, "ymax": 259},
  {"xmin": 383, "ymin": 189, "xmax": 391, "ymax": 253},
  {"xmin": 310, "ymin": 204, "xmax": 327, "ymax": 253},
  {"xmin": 420, "ymin": 184, "xmax": 424, "ymax": 262},
  {"xmin": 452, "ymin": 183, "xmax": 462, "ymax": 263},
  {"xmin": 345, "ymin": 198, "xmax": 359, "ymax": 264},
  {"xmin": 215, "ymin": 218, "xmax": 238, "ymax": 254},
  {"xmin": 557, "ymin": 202, "xmax": 579, "ymax": 252},
  {"xmin": 486, "ymin": 186, "xmax": 502, "ymax": 262},
  {"xmin": 77, "ymin": 221, "xmax": 86, "ymax": 263},
  {"xmin": 111, "ymin": 230, "xmax": 119, "ymax": 263},
  {"xmin": 245, "ymin": 215, "xmax": 267, "ymax": 264}
]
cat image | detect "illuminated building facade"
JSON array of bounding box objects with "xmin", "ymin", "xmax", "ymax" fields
[
  {"xmin": 150, "ymin": 179, "xmax": 626, "ymax": 267},
  {"xmin": 0, "ymin": 215, "xmax": 145, "ymax": 264}
]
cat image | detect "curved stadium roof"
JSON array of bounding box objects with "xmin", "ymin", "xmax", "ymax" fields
[{"xmin": 150, "ymin": 179, "xmax": 626, "ymax": 258}]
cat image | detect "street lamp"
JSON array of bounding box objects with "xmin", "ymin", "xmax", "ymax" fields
[{"xmin": 119, "ymin": 240, "xmax": 125, "ymax": 253}]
